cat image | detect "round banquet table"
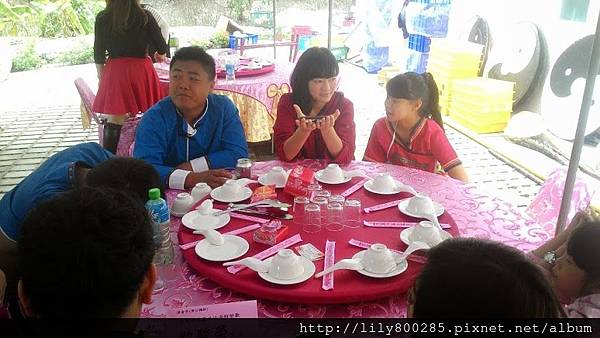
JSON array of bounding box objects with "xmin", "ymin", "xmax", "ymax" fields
[{"xmin": 141, "ymin": 160, "xmax": 551, "ymax": 318}]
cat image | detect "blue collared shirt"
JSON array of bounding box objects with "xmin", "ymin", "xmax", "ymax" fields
[{"xmin": 0, "ymin": 142, "xmax": 112, "ymax": 241}]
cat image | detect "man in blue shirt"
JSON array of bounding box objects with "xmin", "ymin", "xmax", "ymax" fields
[
  {"xmin": 0, "ymin": 142, "xmax": 161, "ymax": 296},
  {"xmin": 133, "ymin": 46, "xmax": 249, "ymax": 190}
]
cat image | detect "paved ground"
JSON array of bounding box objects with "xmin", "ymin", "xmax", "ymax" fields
[{"xmin": 0, "ymin": 61, "xmax": 541, "ymax": 209}]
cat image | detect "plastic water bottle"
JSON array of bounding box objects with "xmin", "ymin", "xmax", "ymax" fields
[
  {"xmin": 225, "ymin": 55, "xmax": 236, "ymax": 82},
  {"xmin": 145, "ymin": 188, "xmax": 174, "ymax": 264}
]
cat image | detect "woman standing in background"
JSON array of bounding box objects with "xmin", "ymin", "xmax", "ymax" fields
[{"xmin": 93, "ymin": 0, "xmax": 167, "ymax": 153}]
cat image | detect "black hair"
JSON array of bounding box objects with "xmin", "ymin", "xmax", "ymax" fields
[
  {"xmin": 104, "ymin": 0, "xmax": 148, "ymax": 38},
  {"xmin": 290, "ymin": 47, "xmax": 339, "ymax": 114},
  {"xmin": 170, "ymin": 46, "xmax": 216, "ymax": 80},
  {"xmin": 413, "ymin": 238, "xmax": 564, "ymax": 318},
  {"xmin": 18, "ymin": 187, "xmax": 155, "ymax": 318},
  {"xmin": 85, "ymin": 157, "xmax": 162, "ymax": 204},
  {"xmin": 386, "ymin": 72, "xmax": 443, "ymax": 130},
  {"xmin": 568, "ymin": 221, "xmax": 600, "ymax": 281}
]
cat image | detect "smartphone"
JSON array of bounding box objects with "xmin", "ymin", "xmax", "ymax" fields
[{"xmin": 300, "ymin": 116, "xmax": 324, "ymax": 121}]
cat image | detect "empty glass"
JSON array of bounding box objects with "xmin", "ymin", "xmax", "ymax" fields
[
  {"xmin": 329, "ymin": 194, "xmax": 345, "ymax": 204},
  {"xmin": 314, "ymin": 190, "xmax": 331, "ymax": 201},
  {"xmin": 307, "ymin": 183, "xmax": 322, "ymax": 201},
  {"xmin": 326, "ymin": 202, "xmax": 344, "ymax": 231},
  {"xmin": 303, "ymin": 203, "xmax": 322, "ymax": 233},
  {"xmin": 312, "ymin": 196, "xmax": 329, "ymax": 225},
  {"xmin": 293, "ymin": 196, "xmax": 310, "ymax": 225},
  {"xmin": 344, "ymin": 199, "xmax": 362, "ymax": 228}
]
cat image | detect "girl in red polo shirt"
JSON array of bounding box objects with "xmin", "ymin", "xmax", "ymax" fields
[
  {"xmin": 273, "ymin": 47, "xmax": 356, "ymax": 165},
  {"xmin": 363, "ymin": 72, "xmax": 468, "ymax": 182}
]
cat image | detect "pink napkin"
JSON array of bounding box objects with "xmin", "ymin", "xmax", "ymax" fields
[
  {"xmin": 322, "ymin": 240, "xmax": 335, "ymax": 291},
  {"xmin": 229, "ymin": 212, "xmax": 270, "ymax": 223},
  {"xmin": 226, "ymin": 234, "xmax": 303, "ymax": 274},
  {"xmin": 363, "ymin": 199, "xmax": 406, "ymax": 213},
  {"xmin": 363, "ymin": 220, "xmax": 451, "ymax": 229},
  {"xmin": 340, "ymin": 178, "xmax": 368, "ymax": 197}
]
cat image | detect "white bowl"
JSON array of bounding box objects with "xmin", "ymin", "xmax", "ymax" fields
[
  {"xmin": 191, "ymin": 182, "xmax": 212, "ymax": 201},
  {"xmin": 171, "ymin": 192, "xmax": 195, "ymax": 216},
  {"xmin": 359, "ymin": 243, "xmax": 397, "ymax": 274},
  {"xmin": 264, "ymin": 167, "xmax": 288, "ymax": 186},
  {"xmin": 371, "ymin": 173, "xmax": 397, "ymax": 193},
  {"xmin": 268, "ymin": 249, "xmax": 305, "ymax": 280},
  {"xmin": 406, "ymin": 194, "xmax": 436, "ymax": 215},
  {"xmin": 220, "ymin": 180, "xmax": 242, "ymax": 200},
  {"xmin": 409, "ymin": 221, "xmax": 443, "ymax": 247},
  {"xmin": 320, "ymin": 164, "xmax": 345, "ymax": 182}
]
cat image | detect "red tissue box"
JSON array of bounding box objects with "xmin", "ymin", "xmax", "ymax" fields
[{"xmin": 283, "ymin": 166, "xmax": 315, "ymax": 197}]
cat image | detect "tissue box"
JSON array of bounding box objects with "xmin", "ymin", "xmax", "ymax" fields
[{"xmin": 283, "ymin": 166, "xmax": 315, "ymax": 197}]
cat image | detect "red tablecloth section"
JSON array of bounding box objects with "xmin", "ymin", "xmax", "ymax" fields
[
  {"xmin": 178, "ymin": 181, "xmax": 458, "ymax": 304},
  {"xmin": 142, "ymin": 160, "xmax": 549, "ymax": 318}
]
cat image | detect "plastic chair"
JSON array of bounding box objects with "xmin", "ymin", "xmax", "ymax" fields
[
  {"xmin": 73, "ymin": 78, "xmax": 139, "ymax": 157},
  {"xmin": 236, "ymin": 26, "xmax": 311, "ymax": 62},
  {"xmin": 525, "ymin": 167, "xmax": 595, "ymax": 235}
]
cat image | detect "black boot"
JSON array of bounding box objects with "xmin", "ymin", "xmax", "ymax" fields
[{"xmin": 102, "ymin": 122, "xmax": 122, "ymax": 154}]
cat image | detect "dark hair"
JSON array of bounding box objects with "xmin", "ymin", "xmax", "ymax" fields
[
  {"xmin": 386, "ymin": 72, "xmax": 443, "ymax": 130},
  {"xmin": 413, "ymin": 238, "xmax": 564, "ymax": 318},
  {"xmin": 170, "ymin": 46, "xmax": 216, "ymax": 80},
  {"xmin": 18, "ymin": 187, "xmax": 155, "ymax": 318},
  {"xmin": 85, "ymin": 157, "xmax": 162, "ymax": 203},
  {"xmin": 568, "ymin": 221, "xmax": 600, "ymax": 281},
  {"xmin": 290, "ymin": 47, "xmax": 339, "ymax": 114},
  {"xmin": 104, "ymin": 0, "xmax": 147, "ymax": 37}
]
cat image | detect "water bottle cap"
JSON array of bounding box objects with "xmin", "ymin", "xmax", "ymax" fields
[{"xmin": 148, "ymin": 188, "xmax": 161, "ymax": 200}]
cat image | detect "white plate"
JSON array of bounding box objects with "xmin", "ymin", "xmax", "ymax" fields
[
  {"xmin": 363, "ymin": 179, "xmax": 411, "ymax": 195},
  {"xmin": 314, "ymin": 170, "xmax": 352, "ymax": 185},
  {"xmin": 210, "ymin": 186, "xmax": 253, "ymax": 203},
  {"xmin": 181, "ymin": 209, "xmax": 230, "ymax": 231},
  {"xmin": 257, "ymin": 175, "xmax": 286, "ymax": 189},
  {"xmin": 400, "ymin": 226, "xmax": 453, "ymax": 246},
  {"xmin": 257, "ymin": 256, "xmax": 316, "ymax": 285},
  {"xmin": 195, "ymin": 235, "xmax": 249, "ymax": 262},
  {"xmin": 351, "ymin": 251, "xmax": 408, "ymax": 278},
  {"xmin": 397, "ymin": 198, "xmax": 445, "ymax": 218}
]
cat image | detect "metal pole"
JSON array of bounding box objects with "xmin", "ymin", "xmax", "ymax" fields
[
  {"xmin": 555, "ymin": 9, "xmax": 600, "ymax": 235},
  {"xmin": 273, "ymin": 0, "xmax": 277, "ymax": 59},
  {"xmin": 327, "ymin": 0, "xmax": 333, "ymax": 49}
]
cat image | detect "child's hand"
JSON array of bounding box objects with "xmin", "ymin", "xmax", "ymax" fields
[{"xmin": 316, "ymin": 110, "xmax": 340, "ymax": 131}]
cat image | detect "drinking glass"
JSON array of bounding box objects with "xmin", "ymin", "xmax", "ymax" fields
[
  {"xmin": 303, "ymin": 203, "xmax": 322, "ymax": 233},
  {"xmin": 326, "ymin": 202, "xmax": 344, "ymax": 231},
  {"xmin": 311, "ymin": 196, "xmax": 329, "ymax": 225},
  {"xmin": 344, "ymin": 199, "xmax": 362, "ymax": 228},
  {"xmin": 307, "ymin": 183, "xmax": 322, "ymax": 201},
  {"xmin": 314, "ymin": 190, "xmax": 331, "ymax": 201},
  {"xmin": 293, "ymin": 196, "xmax": 310, "ymax": 225},
  {"xmin": 329, "ymin": 194, "xmax": 345, "ymax": 205}
]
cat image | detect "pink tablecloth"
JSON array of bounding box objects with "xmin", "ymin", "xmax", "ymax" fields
[
  {"xmin": 155, "ymin": 61, "xmax": 293, "ymax": 142},
  {"xmin": 141, "ymin": 160, "xmax": 549, "ymax": 318}
]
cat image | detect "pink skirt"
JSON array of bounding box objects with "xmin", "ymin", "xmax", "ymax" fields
[{"xmin": 93, "ymin": 57, "xmax": 162, "ymax": 115}]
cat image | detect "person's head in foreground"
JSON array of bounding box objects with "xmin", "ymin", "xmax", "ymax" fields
[
  {"xmin": 409, "ymin": 238, "xmax": 564, "ymax": 318},
  {"xmin": 554, "ymin": 221, "xmax": 600, "ymax": 303},
  {"xmin": 18, "ymin": 187, "xmax": 156, "ymax": 318},
  {"xmin": 385, "ymin": 72, "xmax": 443, "ymax": 130},
  {"xmin": 290, "ymin": 47, "xmax": 340, "ymax": 114},
  {"xmin": 168, "ymin": 46, "xmax": 216, "ymax": 116},
  {"xmin": 85, "ymin": 156, "xmax": 163, "ymax": 203}
]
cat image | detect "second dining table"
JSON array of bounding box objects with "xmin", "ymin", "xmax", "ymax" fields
[
  {"xmin": 141, "ymin": 159, "xmax": 551, "ymax": 318},
  {"xmin": 154, "ymin": 60, "xmax": 294, "ymax": 143}
]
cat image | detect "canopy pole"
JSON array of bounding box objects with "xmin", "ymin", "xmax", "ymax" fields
[
  {"xmin": 273, "ymin": 0, "xmax": 277, "ymax": 59},
  {"xmin": 327, "ymin": 0, "xmax": 333, "ymax": 49},
  {"xmin": 555, "ymin": 9, "xmax": 600, "ymax": 235}
]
